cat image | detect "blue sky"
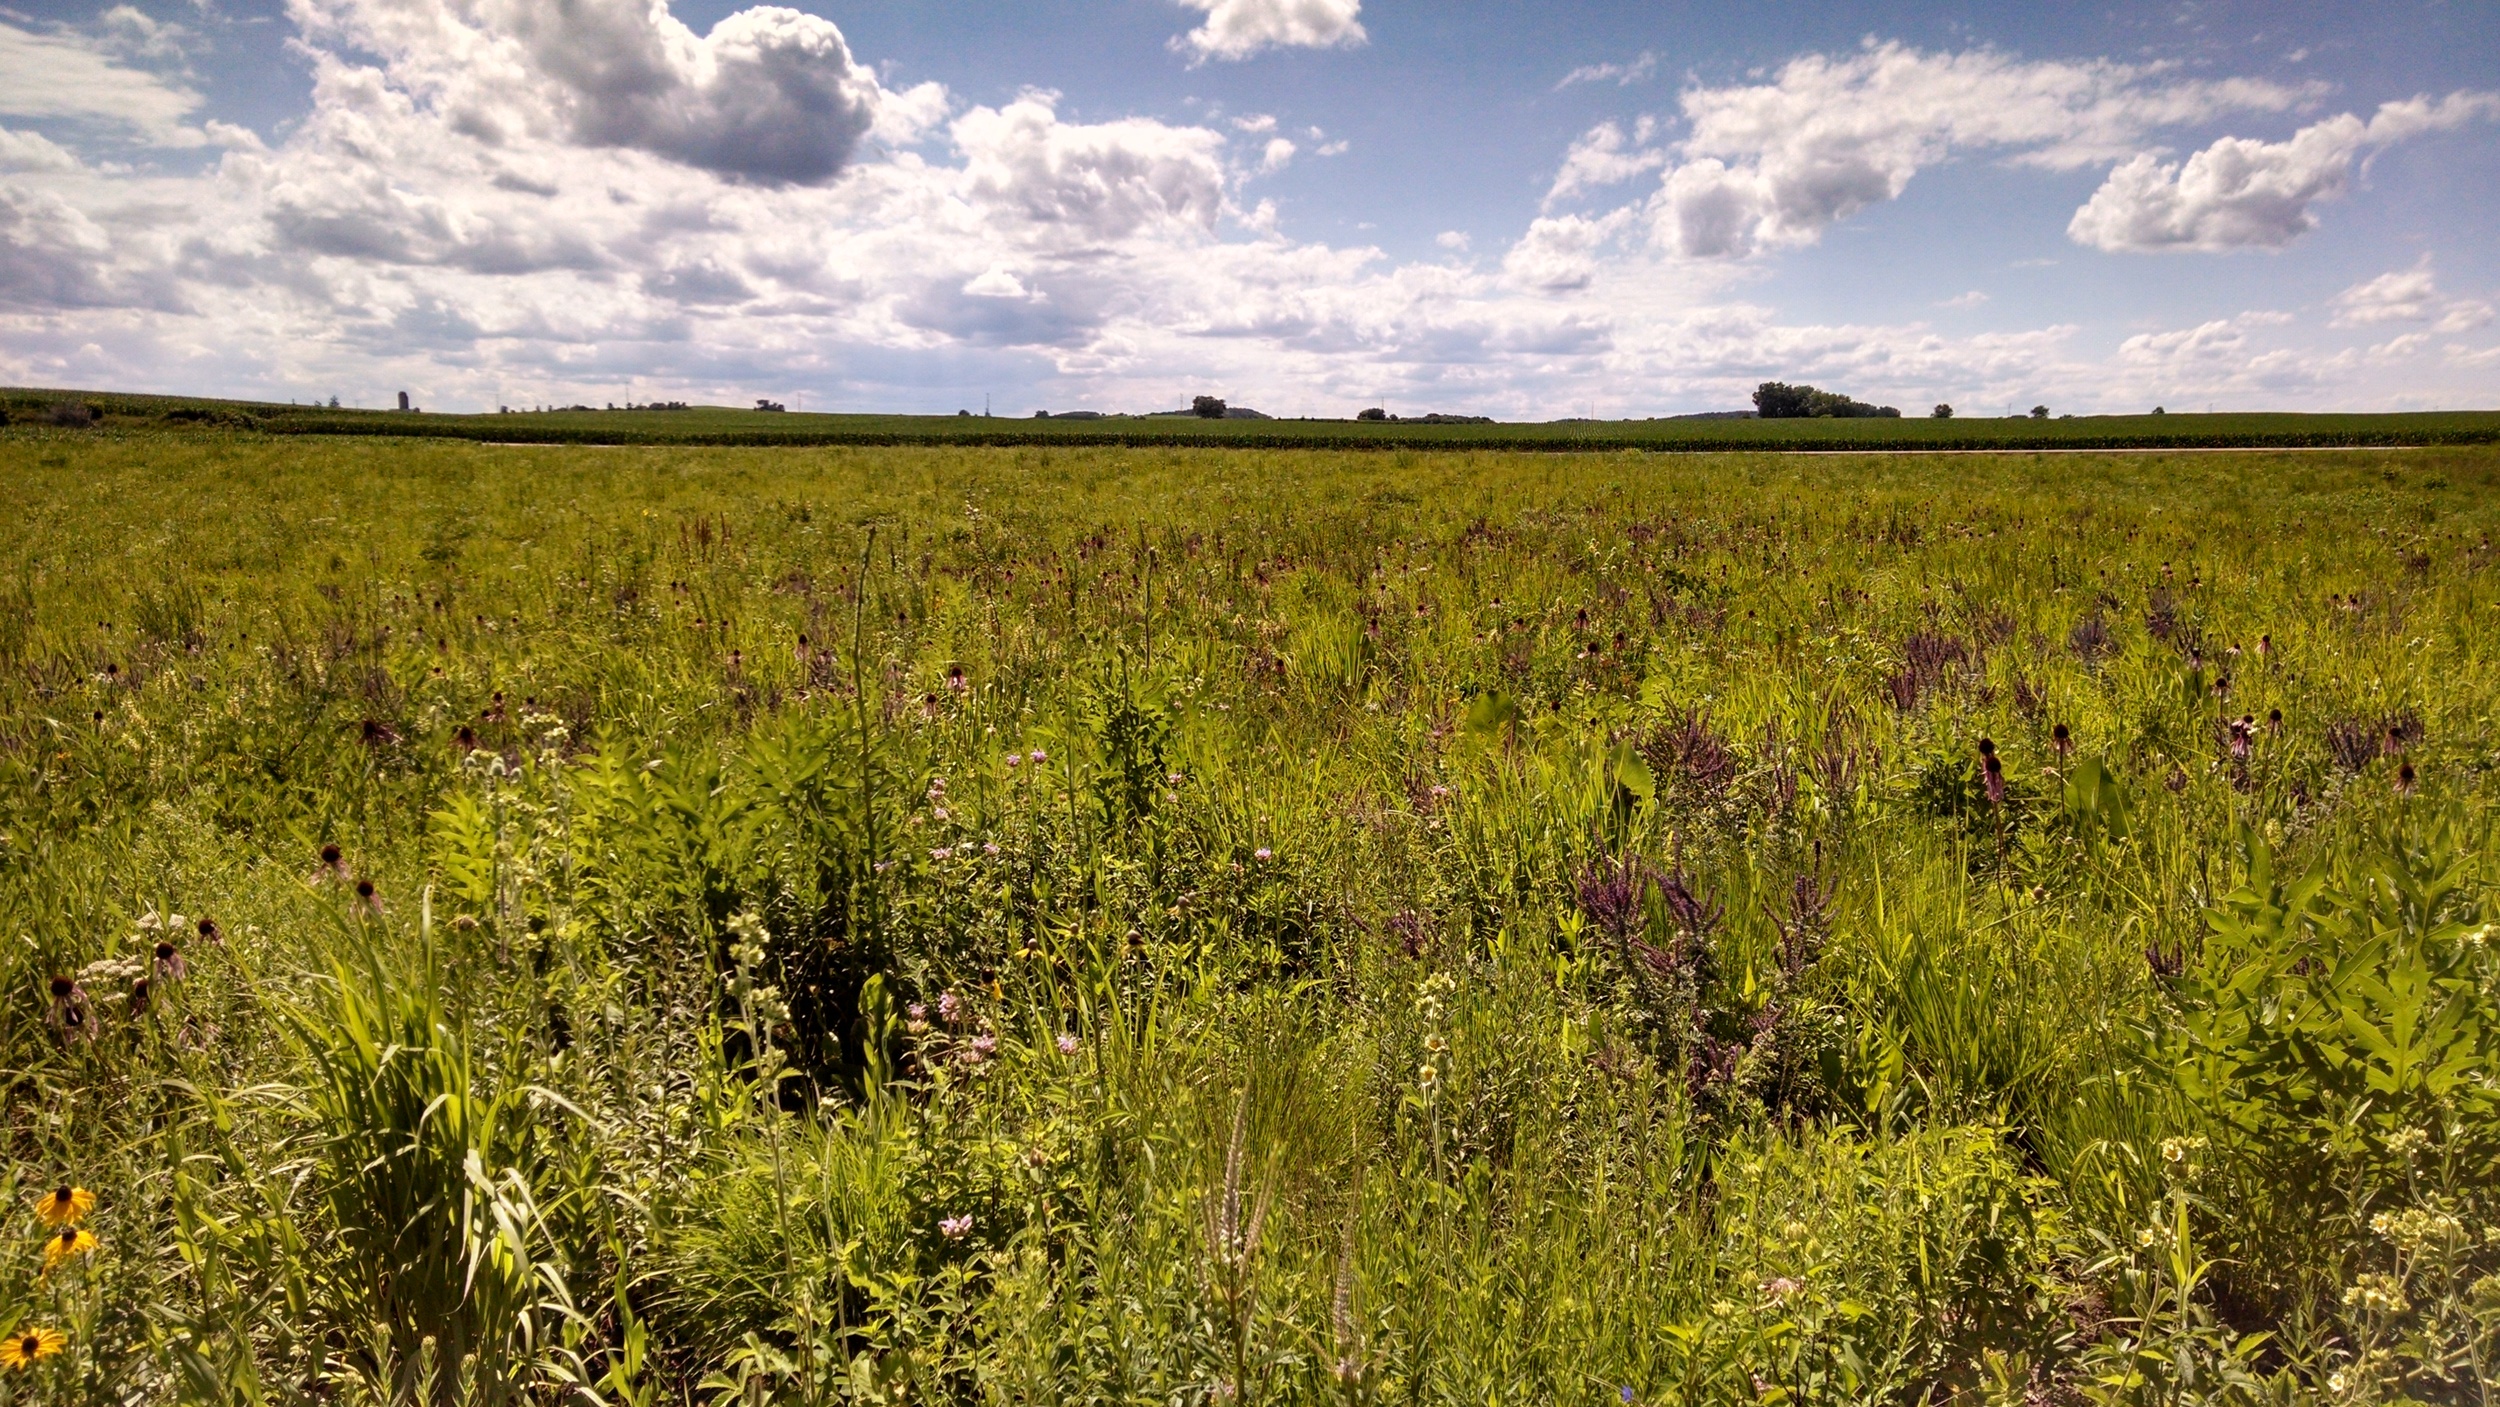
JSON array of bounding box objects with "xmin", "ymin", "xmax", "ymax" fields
[{"xmin": 1, "ymin": 0, "xmax": 2495, "ymax": 415}]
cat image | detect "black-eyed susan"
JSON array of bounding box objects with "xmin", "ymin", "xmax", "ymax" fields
[
  {"xmin": 0, "ymin": 1326, "xmax": 65, "ymax": 1370},
  {"xmin": 41, "ymin": 1226, "xmax": 98, "ymax": 1274},
  {"xmin": 33, "ymin": 1184, "xmax": 94, "ymax": 1226}
]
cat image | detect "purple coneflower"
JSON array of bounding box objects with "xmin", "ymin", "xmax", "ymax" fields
[
  {"xmin": 48, "ymin": 976, "xmax": 93, "ymax": 1045},
  {"xmin": 2051, "ymin": 723, "xmax": 2072, "ymax": 758},
  {"xmin": 1982, "ymin": 754, "xmax": 2006, "ymax": 806},
  {"xmin": 154, "ymin": 940, "xmax": 186, "ymax": 983}
]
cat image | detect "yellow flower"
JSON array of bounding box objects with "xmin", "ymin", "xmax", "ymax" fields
[
  {"xmin": 33, "ymin": 1185, "xmax": 94, "ymax": 1227},
  {"xmin": 41, "ymin": 1226, "xmax": 98, "ymax": 1274},
  {"xmin": 0, "ymin": 1327, "xmax": 65, "ymax": 1370}
]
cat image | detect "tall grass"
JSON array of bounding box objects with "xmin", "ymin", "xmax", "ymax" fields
[{"xmin": 1, "ymin": 428, "xmax": 2496, "ymax": 1402}]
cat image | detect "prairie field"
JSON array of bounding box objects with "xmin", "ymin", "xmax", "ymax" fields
[{"xmin": 2, "ymin": 430, "xmax": 2498, "ymax": 1405}]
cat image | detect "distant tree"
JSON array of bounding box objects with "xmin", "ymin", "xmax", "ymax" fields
[
  {"xmin": 1754, "ymin": 382, "xmax": 1813, "ymax": 418},
  {"xmin": 1931, "ymin": 404, "xmax": 1953, "ymax": 419},
  {"xmin": 2152, "ymin": 406, "xmax": 2167, "ymax": 415},
  {"xmin": 2030, "ymin": 405, "xmax": 2050, "ymax": 419},
  {"xmin": 1192, "ymin": 395, "xmax": 1228, "ymax": 419},
  {"xmin": 1755, "ymin": 381, "xmax": 1897, "ymax": 419},
  {"xmin": 1356, "ymin": 407, "xmax": 1387, "ymax": 421}
]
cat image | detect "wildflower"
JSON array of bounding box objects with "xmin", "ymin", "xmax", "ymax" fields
[
  {"xmin": 47, "ymin": 976, "xmax": 93, "ymax": 1045},
  {"xmin": 1006, "ymin": 752, "xmax": 1022, "ymax": 768},
  {"xmin": 197, "ymin": 915, "xmax": 221, "ymax": 944},
  {"xmin": 41, "ymin": 1226, "xmax": 98, "ymax": 1273},
  {"xmin": 2051, "ymin": 722, "xmax": 2072, "ymax": 758},
  {"xmin": 2159, "ymin": 1136, "xmax": 2206, "ymax": 1165},
  {"xmin": 1422, "ymin": 1033, "xmax": 1449, "ymax": 1055},
  {"xmin": 1620, "ymin": 1389, "xmax": 1635, "ymax": 1405},
  {"xmin": 154, "ymin": 940, "xmax": 185, "ymax": 983},
  {"xmin": 1761, "ymin": 1276, "xmax": 1802, "ymax": 1299},
  {"xmin": 0, "ymin": 1328, "xmax": 65, "ymax": 1371},
  {"xmin": 1254, "ymin": 847, "xmax": 1273, "ymax": 861},
  {"xmin": 2396, "ymin": 761, "xmax": 2417, "ymax": 796},
  {"xmin": 353, "ymin": 878, "xmax": 382, "ymax": 915},
  {"xmin": 970, "ymin": 1033, "xmax": 998, "ymax": 1058},
  {"xmin": 318, "ymin": 843, "xmax": 345, "ymax": 879},
  {"xmin": 2135, "ymin": 1227, "xmax": 2158, "ymax": 1248},
  {"xmin": 984, "ymin": 842, "xmax": 1001, "ymax": 856},
  {"xmin": 930, "ymin": 847, "xmax": 951, "ymax": 862},
  {"xmin": 33, "ymin": 1185, "xmax": 94, "ymax": 1226},
  {"xmin": 2326, "ymin": 1372, "xmax": 2347, "ymax": 1395},
  {"xmin": 2342, "ymin": 1273, "xmax": 2409, "ymax": 1315},
  {"xmin": 2265, "ymin": 707, "xmax": 2282, "ymax": 735},
  {"xmin": 1982, "ymin": 754, "xmax": 2006, "ymax": 805},
  {"xmin": 129, "ymin": 975, "xmax": 150, "ymax": 1016},
  {"xmin": 2370, "ymin": 1207, "xmax": 2463, "ymax": 1250},
  {"xmin": 1416, "ymin": 1063, "xmax": 1439, "ymax": 1088},
  {"xmin": 2385, "ymin": 1127, "xmax": 2432, "ymax": 1158},
  {"xmin": 937, "ymin": 990, "xmax": 963, "ymax": 1025},
  {"xmin": 1029, "ymin": 747, "xmax": 1047, "ymax": 763},
  {"xmin": 939, "ymin": 1214, "xmax": 973, "ymax": 1239},
  {"xmin": 1055, "ymin": 1032, "xmax": 1080, "ymax": 1055}
]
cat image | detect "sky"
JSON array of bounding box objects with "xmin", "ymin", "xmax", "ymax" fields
[{"xmin": 0, "ymin": 0, "xmax": 2495, "ymax": 417}]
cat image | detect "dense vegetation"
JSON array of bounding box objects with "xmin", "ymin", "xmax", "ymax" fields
[
  {"xmin": 3, "ymin": 427, "xmax": 2498, "ymax": 1405},
  {"xmin": 7, "ymin": 385, "xmax": 2500, "ymax": 452}
]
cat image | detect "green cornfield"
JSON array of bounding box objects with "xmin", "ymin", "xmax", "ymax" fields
[{"xmin": 2, "ymin": 429, "xmax": 2496, "ymax": 1404}]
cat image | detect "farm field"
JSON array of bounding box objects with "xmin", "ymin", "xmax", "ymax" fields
[
  {"xmin": 8, "ymin": 385, "xmax": 2500, "ymax": 453},
  {"xmin": 2, "ymin": 427, "xmax": 2498, "ymax": 1404}
]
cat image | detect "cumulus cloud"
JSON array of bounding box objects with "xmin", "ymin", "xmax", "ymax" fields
[
  {"xmin": 954, "ymin": 93, "xmax": 1227, "ymax": 243},
  {"xmin": 1544, "ymin": 119, "xmax": 1664, "ymax": 208},
  {"xmin": 2332, "ymin": 260, "xmax": 2438, "ymax": 326},
  {"xmin": 1636, "ymin": 41, "xmax": 2316, "ymax": 258},
  {"xmin": 2068, "ymin": 92, "xmax": 2500, "ymax": 253},
  {"xmin": 293, "ymin": 0, "xmax": 890, "ymax": 184},
  {"xmin": 1174, "ymin": 0, "xmax": 1365, "ymax": 62},
  {"xmin": 0, "ymin": 12, "xmax": 2481, "ymax": 418}
]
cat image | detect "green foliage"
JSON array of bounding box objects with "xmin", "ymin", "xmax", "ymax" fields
[{"xmin": 3, "ymin": 428, "xmax": 2499, "ymax": 1401}]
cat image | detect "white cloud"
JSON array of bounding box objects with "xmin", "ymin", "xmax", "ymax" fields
[
  {"xmin": 0, "ymin": 18, "xmax": 211, "ymax": 146},
  {"xmin": 1544, "ymin": 119, "xmax": 1663, "ymax": 208},
  {"xmin": 2332, "ymin": 260, "xmax": 2437, "ymax": 325},
  {"xmin": 1558, "ymin": 51, "xmax": 1656, "ymax": 90},
  {"xmin": 2437, "ymin": 301, "xmax": 2493, "ymax": 334},
  {"xmin": 1256, "ymin": 137, "xmax": 1296, "ymax": 174},
  {"xmin": 291, "ymin": 0, "xmax": 889, "ymax": 184},
  {"xmin": 953, "ymin": 93, "xmax": 1228, "ymax": 243},
  {"xmin": 0, "ymin": 127, "xmax": 81, "ymax": 173},
  {"xmin": 1174, "ymin": 0, "xmax": 1364, "ymax": 63},
  {"xmin": 1435, "ymin": 230, "xmax": 1470, "ymax": 251},
  {"xmin": 2068, "ymin": 92, "xmax": 2500, "ymax": 253},
  {"xmin": 1940, "ymin": 290, "xmax": 1988, "ymax": 308},
  {"xmin": 1644, "ymin": 41, "xmax": 2317, "ymax": 258},
  {"xmin": 0, "ymin": 14, "xmax": 2484, "ymax": 418}
]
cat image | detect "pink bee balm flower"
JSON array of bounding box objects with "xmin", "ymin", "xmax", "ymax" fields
[
  {"xmin": 940, "ymin": 1214, "xmax": 973, "ymax": 1239},
  {"xmin": 1057, "ymin": 1033, "xmax": 1080, "ymax": 1055},
  {"xmin": 1254, "ymin": 847, "xmax": 1273, "ymax": 861}
]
